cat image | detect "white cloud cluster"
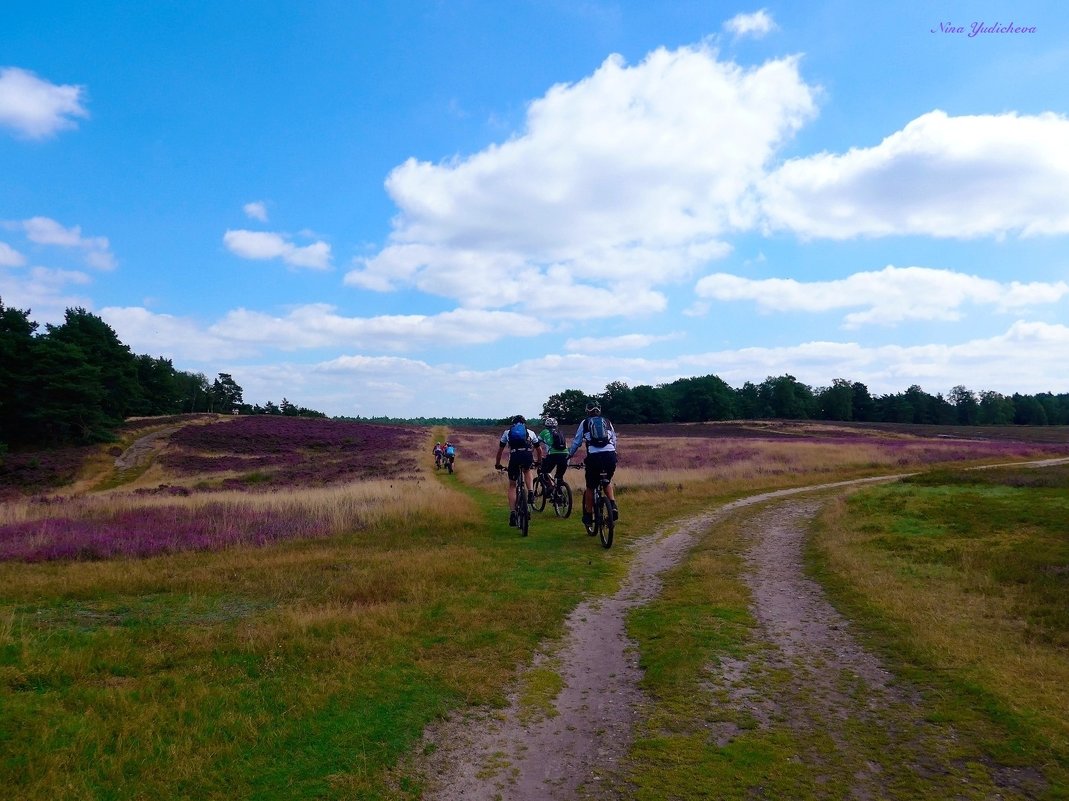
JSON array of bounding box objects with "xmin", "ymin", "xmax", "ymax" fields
[
  {"xmin": 223, "ymin": 229, "xmax": 331, "ymax": 270},
  {"xmin": 220, "ymin": 320, "xmax": 1069, "ymax": 418},
  {"xmin": 19, "ymin": 216, "xmax": 116, "ymax": 269},
  {"xmin": 0, "ymin": 241, "xmax": 26, "ymax": 267},
  {"xmin": 695, "ymin": 265, "xmax": 1069, "ymax": 326},
  {"xmin": 760, "ymin": 110, "xmax": 1069, "ymax": 239},
  {"xmin": 724, "ymin": 9, "xmax": 777, "ymax": 39},
  {"xmin": 564, "ymin": 332, "xmax": 682, "ymax": 352},
  {"xmin": 346, "ymin": 43, "xmax": 817, "ymax": 316},
  {"xmin": 101, "ymin": 303, "xmax": 548, "ymax": 361},
  {"xmin": 0, "ymin": 66, "xmax": 88, "ymax": 139},
  {"xmin": 0, "ymin": 266, "xmax": 92, "ymax": 322},
  {"xmin": 243, "ymin": 201, "xmax": 268, "ymax": 222}
]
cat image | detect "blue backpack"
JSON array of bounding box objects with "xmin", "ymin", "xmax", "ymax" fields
[{"xmin": 507, "ymin": 421, "xmax": 529, "ymax": 449}]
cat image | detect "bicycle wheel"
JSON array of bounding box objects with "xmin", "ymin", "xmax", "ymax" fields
[
  {"xmin": 597, "ymin": 494, "xmax": 614, "ymax": 548},
  {"xmin": 531, "ymin": 475, "xmax": 547, "ymax": 512},
  {"xmin": 517, "ymin": 487, "xmax": 530, "ymax": 537},
  {"xmin": 553, "ymin": 481, "xmax": 572, "ymax": 518}
]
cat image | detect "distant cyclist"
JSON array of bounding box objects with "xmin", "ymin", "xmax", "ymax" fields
[
  {"xmin": 444, "ymin": 441, "xmax": 457, "ymax": 470},
  {"xmin": 537, "ymin": 417, "xmax": 569, "ymax": 494},
  {"xmin": 432, "ymin": 441, "xmax": 444, "ymax": 469},
  {"xmin": 567, "ymin": 402, "xmax": 619, "ymax": 528},
  {"xmin": 495, "ymin": 415, "xmax": 542, "ymax": 527}
]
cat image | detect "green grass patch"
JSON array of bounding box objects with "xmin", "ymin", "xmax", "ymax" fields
[
  {"xmin": 0, "ymin": 476, "xmax": 620, "ymax": 800},
  {"xmin": 809, "ymin": 463, "xmax": 1069, "ymax": 797}
]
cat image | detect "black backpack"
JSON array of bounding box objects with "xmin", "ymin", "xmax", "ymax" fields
[{"xmin": 550, "ymin": 429, "xmax": 566, "ymax": 450}]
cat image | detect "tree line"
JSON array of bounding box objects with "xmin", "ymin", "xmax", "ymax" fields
[
  {"xmin": 1, "ymin": 300, "xmax": 323, "ymax": 451},
  {"xmin": 542, "ymin": 375, "xmax": 1069, "ymax": 427}
]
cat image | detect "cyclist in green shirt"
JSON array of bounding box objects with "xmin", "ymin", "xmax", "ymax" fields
[{"xmin": 537, "ymin": 417, "xmax": 570, "ymax": 494}]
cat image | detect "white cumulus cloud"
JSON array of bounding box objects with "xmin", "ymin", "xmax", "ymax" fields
[
  {"xmin": 694, "ymin": 265, "xmax": 1069, "ymax": 326},
  {"xmin": 0, "ymin": 241, "xmax": 26, "ymax": 267},
  {"xmin": 100, "ymin": 303, "xmax": 548, "ymax": 362},
  {"xmin": 223, "ymin": 229, "xmax": 332, "ymax": 270},
  {"xmin": 0, "ymin": 66, "xmax": 88, "ymax": 139},
  {"xmin": 724, "ymin": 9, "xmax": 777, "ymax": 39},
  {"xmin": 243, "ymin": 201, "xmax": 268, "ymax": 222},
  {"xmin": 565, "ymin": 332, "xmax": 682, "ymax": 352},
  {"xmin": 0, "ymin": 266, "xmax": 92, "ymax": 323},
  {"xmin": 220, "ymin": 320, "xmax": 1069, "ymax": 418},
  {"xmin": 18, "ymin": 216, "xmax": 116, "ymax": 269},
  {"xmin": 760, "ymin": 110, "xmax": 1069, "ymax": 239},
  {"xmin": 347, "ymin": 43, "xmax": 817, "ymax": 318}
]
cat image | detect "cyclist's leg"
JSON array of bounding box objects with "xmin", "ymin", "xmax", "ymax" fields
[
  {"xmin": 599, "ymin": 452, "xmax": 619, "ymax": 518},
  {"xmin": 506, "ymin": 456, "xmax": 522, "ymax": 511},
  {"xmin": 516, "ymin": 450, "xmax": 535, "ymax": 494}
]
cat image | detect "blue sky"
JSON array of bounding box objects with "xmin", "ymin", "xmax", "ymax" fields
[{"xmin": 2, "ymin": 1, "xmax": 1068, "ymax": 418}]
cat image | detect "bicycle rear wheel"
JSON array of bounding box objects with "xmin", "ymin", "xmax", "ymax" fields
[
  {"xmin": 517, "ymin": 487, "xmax": 530, "ymax": 537},
  {"xmin": 532, "ymin": 475, "xmax": 547, "ymax": 512},
  {"xmin": 597, "ymin": 495, "xmax": 614, "ymax": 548},
  {"xmin": 553, "ymin": 481, "xmax": 572, "ymax": 518}
]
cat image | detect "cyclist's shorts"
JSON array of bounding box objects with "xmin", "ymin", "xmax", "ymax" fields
[
  {"xmin": 507, "ymin": 449, "xmax": 534, "ymax": 481},
  {"xmin": 541, "ymin": 452, "xmax": 568, "ymax": 479},
  {"xmin": 584, "ymin": 451, "xmax": 617, "ymax": 490}
]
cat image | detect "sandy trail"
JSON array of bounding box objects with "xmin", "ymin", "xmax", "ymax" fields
[{"xmin": 113, "ymin": 426, "xmax": 182, "ymax": 472}]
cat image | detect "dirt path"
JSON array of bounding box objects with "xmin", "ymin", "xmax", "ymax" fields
[
  {"xmin": 416, "ymin": 475, "xmax": 906, "ymax": 800},
  {"xmin": 417, "ymin": 459, "xmax": 1069, "ymax": 799},
  {"xmin": 113, "ymin": 426, "xmax": 182, "ymax": 472}
]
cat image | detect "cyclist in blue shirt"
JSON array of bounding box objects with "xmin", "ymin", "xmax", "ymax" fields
[{"xmin": 495, "ymin": 415, "xmax": 541, "ymax": 527}]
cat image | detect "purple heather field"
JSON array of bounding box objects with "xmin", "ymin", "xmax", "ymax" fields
[
  {"xmin": 3, "ymin": 418, "xmax": 1068, "ymax": 563},
  {"xmin": 0, "ymin": 416, "xmax": 423, "ymax": 562}
]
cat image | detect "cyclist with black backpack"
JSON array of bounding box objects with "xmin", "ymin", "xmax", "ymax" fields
[
  {"xmin": 537, "ymin": 417, "xmax": 569, "ymax": 493},
  {"xmin": 495, "ymin": 415, "xmax": 542, "ymax": 528},
  {"xmin": 567, "ymin": 402, "xmax": 619, "ymax": 529}
]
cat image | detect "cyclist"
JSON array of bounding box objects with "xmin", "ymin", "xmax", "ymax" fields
[
  {"xmin": 432, "ymin": 441, "xmax": 444, "ymax": 469},
  {"xmin": 495, "ymin": 414, "xmax": 542, "ymax": 527},
  {"xmin": 567, "ymin": 402, "xmax": 619, "ymax": 529},
  {"xmin": 537, "ymin": 417, "xmax": 569, "ymax": 496},
  {"xmin": 444, "ymin": 441, "xmax": 457, "ymax": 470}
]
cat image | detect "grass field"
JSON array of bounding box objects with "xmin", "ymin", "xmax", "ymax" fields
[{"xmin": 2, "ymin": 417, "xmax": 1068, "ymax": 798}]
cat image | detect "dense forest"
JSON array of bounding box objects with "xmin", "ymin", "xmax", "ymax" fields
[
  {"xmin": 0, "ymin": 300, "xmax": 323, "ymax": 451},
  {"xmin": 542, "ymin": 376, "xmax": 1069, "ymax": 427}
]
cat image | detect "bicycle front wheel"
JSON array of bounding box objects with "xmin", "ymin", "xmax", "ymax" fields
[
  {"xmin": 553, "ymin": 481, "xmax": 572, "ymax": 518},
  {"xmin": 532, "ymin": 476, "xmax": 547, "ymax": 512},
  {"xmin": 597, "ymin": 496, "xmax": 614, "ymax": 549}
]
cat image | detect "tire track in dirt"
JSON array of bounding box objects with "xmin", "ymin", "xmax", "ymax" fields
[{"xmin": 416, "ymin": 460, "xmax": 1069, "ymax": 800}]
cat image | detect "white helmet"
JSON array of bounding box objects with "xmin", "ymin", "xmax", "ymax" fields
[{"xmin": 544, "ymin": 417, "xmax": 558, "ymax": 427}]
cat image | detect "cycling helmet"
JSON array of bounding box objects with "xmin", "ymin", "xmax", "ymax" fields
[
  {"xmin": 512, "ymin": 414, "xmax": 526, "ymax": 423},
  {"xmin": 543, "ymin": 417, "xmax": 558, "ymax": 427},
  {"xmin": 585, "ymin": 402, "xmax": 601, "ymax": 415}
]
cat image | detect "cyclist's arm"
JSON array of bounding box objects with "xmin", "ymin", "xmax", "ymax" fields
[
  {"xmin": 495, "ymin": 438, "xmax": 506, "ymax": 467},
  {"xmin": 567, "ymin": 424, "xmax": 585, "ymax": 459}
]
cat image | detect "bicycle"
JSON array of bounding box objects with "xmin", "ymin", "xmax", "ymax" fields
[
  {"xmin": 496, "ymin": 465, "xmax": 531, "ymax": 537},
  {"xmin": 444, "ymin": 454, "xmax": 455, "ymax": 474},
  {"xmin": 532, "ymin": 469, "xmax": 572, "ymax": 518},
  {"xmin": 571, "ymin": 461, "xmax": 614, "ymax": 548}
]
